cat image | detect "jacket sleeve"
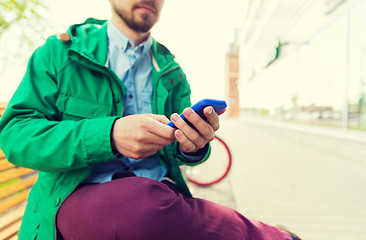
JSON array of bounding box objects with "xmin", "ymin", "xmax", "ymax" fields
[{"xmin": 0, "ymin": 39, "xmax": 118, "ymax": 172}]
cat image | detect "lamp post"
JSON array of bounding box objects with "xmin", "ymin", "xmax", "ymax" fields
[{"xmin": 343, "ymin": 9, "xmax": 350, "ymax": 130}]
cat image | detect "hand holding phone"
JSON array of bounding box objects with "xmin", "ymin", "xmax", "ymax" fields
[{"xmin": 167, "ymin": 99, "xmax": 227, "ymax": 128}]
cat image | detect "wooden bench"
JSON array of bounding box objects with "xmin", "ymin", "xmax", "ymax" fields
[
  {"xmin": 0, "ymin": 102, "xmax": 6, "ymax": 119},
  {"xmin": 0, "ymin": 102, "xmax": 38, "ymax": 239},
  {"xmin": 0, "ymin": 149, "xmax": 38, "ymax": 240}
]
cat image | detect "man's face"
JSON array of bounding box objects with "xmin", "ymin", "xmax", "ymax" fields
[{"xmin": 110, "ymin": 0, "xmax": 165, "ymax": 33}]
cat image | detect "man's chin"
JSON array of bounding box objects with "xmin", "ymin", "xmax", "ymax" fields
[
  {"xmin": 131, "ymin": 22, "xmax": 154, "ymax": 33},
  {"xmin": 131, "ymin": 17, "xmax": 156, "ymax": 32}
]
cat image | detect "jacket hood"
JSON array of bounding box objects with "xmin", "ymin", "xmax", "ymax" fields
[{"xmin": 67, "ymin": 18, "xmax": 109, "ymax": 66}]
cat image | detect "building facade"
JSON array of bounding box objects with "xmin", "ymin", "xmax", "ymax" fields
[
  {"xmin": 225, "ymin": 42, "xmax": 240, "ymax": 117},
  {"xmin": 237, "ymin": 0, "xmax": 366, "ymax": 131}
]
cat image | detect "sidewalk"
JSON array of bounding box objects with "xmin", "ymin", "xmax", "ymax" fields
[{"xmin": 189, "ymin": 116, "xmax": 366, "ymax": 240}]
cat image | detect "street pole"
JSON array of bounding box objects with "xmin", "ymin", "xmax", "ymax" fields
[{"xmin": 343, "ymin": 9, "xmax": 350, "ymax": 130}]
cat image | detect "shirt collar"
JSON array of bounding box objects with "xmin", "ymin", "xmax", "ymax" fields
[{"xmin": 107, "ymin": 20, "xmax": 152, "ymax": 55}]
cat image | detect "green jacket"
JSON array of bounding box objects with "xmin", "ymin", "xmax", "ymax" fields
[{"xmin": 0, "ymin": 18, "xmax": 210, "ymax": 240}]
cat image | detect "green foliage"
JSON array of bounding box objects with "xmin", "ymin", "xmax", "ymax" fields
[
  {"xmin": 0, "ymin": 0, "xmax": 48, "ymax": 71},
  {"xmin": 0, "ymin": 0, "xmax": 47, "ymax": 49}
]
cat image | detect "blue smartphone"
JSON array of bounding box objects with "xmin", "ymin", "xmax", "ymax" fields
[{"xmin": 167, "ymin": 99, "xmax": 227, "ymax": 128}]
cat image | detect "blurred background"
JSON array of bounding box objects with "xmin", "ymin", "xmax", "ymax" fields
[
  {"xmin": 0, "ymin": 0, "xmax": 365, "ymax": 240},
  {"xmin": 235, "ymin": 0, "xmax": 366, "ymax": 132},
  {"xmin": 1, "ymin": 0, "xmax": 366, "ymax": 131}
]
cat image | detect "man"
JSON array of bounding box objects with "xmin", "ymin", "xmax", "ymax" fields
[{"xmin": 0, "ymin": 0, "xmax": 301, "ymax": 239}]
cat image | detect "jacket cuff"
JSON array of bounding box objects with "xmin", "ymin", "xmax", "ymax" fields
[
  {"xmin": 172, "ymin": 141, "xmax": 211, "ymax": 166},
  {"xmin": 178, "ymin": 144, "xmax": 209, "ymax": 162},
  {"xmin": 83, "ymin": 116, "xmax": 120, "ymax": 164}
]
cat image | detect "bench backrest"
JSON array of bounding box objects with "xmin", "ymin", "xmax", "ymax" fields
[
  {"xmin": 0, "ymin": 149, "xmax": 38, "ymax": 239},
  {"xmin": 0, "ymin": 102, "xmax": 6, "ymax": 119},
  {"xmin": 0, "ymin": 103, "xmax": 38, "ymax": 239}
]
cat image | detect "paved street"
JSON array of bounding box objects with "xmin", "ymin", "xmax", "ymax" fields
[{"xmin": 189, "ymin": 116, "xmax": 366, "ymax": 240}]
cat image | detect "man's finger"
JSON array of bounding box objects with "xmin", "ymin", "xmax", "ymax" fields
[
  {"xmin": 174, "ymin": 130, "xmax": 197, "ymax": 153},
  {"xmin": 203, "ymin": 106, "xmax": 220, "ymax": 132},
  {"xmin": 145, "ymin": 115, "xmax": 176, "ymax": 139},
  {"xmin": 148, "ymin": 114, "xmax": 171, "ymax": 124}
]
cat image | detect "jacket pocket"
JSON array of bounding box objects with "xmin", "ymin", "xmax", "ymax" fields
[{"xmin": 56, "ymin": 95, "xmax": 110, "ymax": 120}]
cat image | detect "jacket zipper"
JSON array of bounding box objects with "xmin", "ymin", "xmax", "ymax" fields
[
  {"xmin": 153, "ymin": 64, "xmax": 188, "ymax": 195},
  {"xmin": 153, "ymin": 65, "xmax": 180, "ymax": 114}
]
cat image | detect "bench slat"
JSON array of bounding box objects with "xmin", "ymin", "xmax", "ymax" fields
[
  {"xmin": 0, "ymin": 205, "xmax": 26, "ymax": 230},
  {"xmin": 0, "ymin": 143, "xmax": 37, "ymax": 239},
  {"xmin": 0, "ymin": 160, "xmax": 15, "ymax": 172},
  {"xmin": 0, "ymin": 220, "xmax": 21, "ymax": 240},
  {"xmin": 8, "ymin": 235, "xmax": 19, "ymax": 240},
  {"xmin": 0, "ymin": 150, "xmax": 5, "ymax": 160},
  {"xmin": 0, "ymin": 190, "xmax": 30, "ymax": 215},
  {"xmin": 0, "ymin": 168, "xmax": 35, "ymax": 185},
  {"xmin": 0, "ymin": 175, "xmax": 37, "ymax": 200}
]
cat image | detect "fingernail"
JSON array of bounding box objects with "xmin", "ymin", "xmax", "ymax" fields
[
  {"xmin": 175, "ymin": 130, "xmax": 182, "ymax": 139},
  {"xmin": 171, "ymin": 114, "xmax": 179, "ymax": 122},
  {"xmin": 208, "ymin": 107, "xmax": 213, "ymax": 115},
  {"xmin": 184, "ymin": 108, "xmax": 193, "ymax": 117}
]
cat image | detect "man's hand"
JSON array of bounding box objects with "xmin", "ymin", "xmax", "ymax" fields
[
  {"xmin": 170, "ymin": 106, "xmax": 221, "ymax": 154},
  {"xmin": 111, "ymin": 114, "xmax": 176, "ymax": 159}
]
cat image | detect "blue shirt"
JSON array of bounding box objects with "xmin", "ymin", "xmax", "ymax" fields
[{"xmin": 84, "ymin": 21, "xmax": 202, "ymax": 184}]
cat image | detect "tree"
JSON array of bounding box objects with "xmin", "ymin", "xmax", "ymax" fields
[{"xmin": 0, "ymin": 0, "xmax": 48, "ymax": 68}]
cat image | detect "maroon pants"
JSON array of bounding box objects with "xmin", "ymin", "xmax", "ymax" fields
[{"xmin": 57, "ymin": 176, "xmax": 291, "ymax": 240}]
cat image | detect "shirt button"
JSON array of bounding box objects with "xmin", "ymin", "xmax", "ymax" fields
[{"xmin": 129, "ymin": 94, "xmax": 133, "ymax": 99}]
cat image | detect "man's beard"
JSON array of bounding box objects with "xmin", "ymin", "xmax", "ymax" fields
[
  {"xmin": 120, "ymin": 12, "xmax": 155, "ymax": 33},
  {"xmin": 118, "ymin": 2, "xmax": 158, "ymax": 33}
]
